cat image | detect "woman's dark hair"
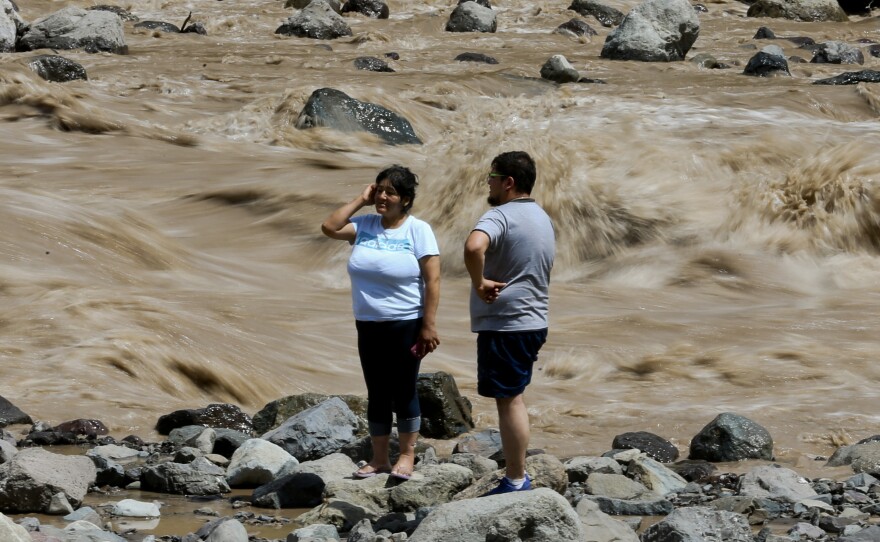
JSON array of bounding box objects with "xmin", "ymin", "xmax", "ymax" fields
[
  {"xmin": 376, "ymin": 165, "xmax": 418, "ymax": 213},
  {"xmin": 491, "ymin": 151, "xmax": 536, "ymax": 195}
]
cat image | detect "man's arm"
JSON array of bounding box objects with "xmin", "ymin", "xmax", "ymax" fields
[{"xmin": 464, "ymin": 230, "xmax": 506, "ymax": 304}]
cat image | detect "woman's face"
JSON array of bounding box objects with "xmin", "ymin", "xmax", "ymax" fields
[{"xmin": 374, "ymin": 179, "xmax": 408, "ymax": 218}]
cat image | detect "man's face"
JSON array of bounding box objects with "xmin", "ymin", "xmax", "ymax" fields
[{"xmin": 486, "ymin": 171, "xmax": 506, "ymax": 206}]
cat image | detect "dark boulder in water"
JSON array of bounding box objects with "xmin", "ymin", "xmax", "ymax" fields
[
  {"xmin": 836, "ymin": 0, "xmax": 874, "ymax": 14},
  {"xmin": 134, "ymin": 20, "xmax": 180, "ymax": 33},
  {"xmin": 156, "ymin": 403, "xmax": 254, "ymax": 435},
  {"xmin": 0, "ymin": 395, "xmax": 32, "ymax": 427},
  {"xmin": 810, "ymin": 41, "xmax": 864, "ymax": 65},
  {"xmin": 295, "ymin": 87, "xmax": 422, "ymax": 145},
  {"xmin": 341, "ymin": 0, "xmax": 390, "ymax": 19},
  {"xmin": 276, "ymin": 0, "xmax": 352, "ymax": 39},
  {"xmin": 454, "ymin": 52, "xmax": 498, "ymax": 64},
  {"xmin": 753, "ymin": 26, "xmax": 776, "ymax": 39},
  {"xmin": 612, "ymin": 431, "xmax": 680, "ymax": 463},
  {"xmin": 446, "ymin": 1, "xmax": 497, "ymax": 33},
  {"xmin": 568, "ymin": 0, "xmax": 624, "ymax": 27},
  {"xmin": 813, "ymin": 69, "xmax": 880, "ymax": 85},
  {"xmin": 553, "ymin": 18, "xmax": 598, "ymax": 37},
  {"xmin": 868, "ymin": 44, "xmax": 880, "ymax": 58},
  {"xmin": 88, "ymin": 5, "xmax": 138, "ymax": 22},
  {"xmin": 28, "ymin": 55, "xmax": 88, "ymax": 83},
  {"xmin": 689, "ymin": 412, "xmax": 774, "ymax": 462},
  {"xmin": 742, "ymin": 50, "xmax": 790, "ymax": 77},
  {"xmin": 353, "ymin": 56, "xmax": 394, "ymax": 72},
  {"xmin": 54, "ymin": 419, "xmax": 109, "ymax": 437}
]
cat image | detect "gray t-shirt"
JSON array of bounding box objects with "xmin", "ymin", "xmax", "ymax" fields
[{"xmin": 470, "ymin": 199, "xmax": 555, "ymax": 332}]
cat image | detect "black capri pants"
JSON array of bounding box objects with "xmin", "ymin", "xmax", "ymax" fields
[{"xmin": 355, "ymin": 317, "xmax": 423, "ymax": 436}]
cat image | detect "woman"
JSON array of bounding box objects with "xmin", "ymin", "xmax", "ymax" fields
[{"xmin": 321, "ymin": 165, "xmax": 440, "ymax": 480}]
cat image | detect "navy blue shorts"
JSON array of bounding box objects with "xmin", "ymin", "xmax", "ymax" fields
[{"xmin": 477, "ymin": 329, "xmax": 548, "ymax": 398}]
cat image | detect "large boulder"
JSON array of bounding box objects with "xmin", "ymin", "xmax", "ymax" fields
[
  {"xmin": 295, "ymin": 88, "xmax": 422, "ymax": 146},
  {"xmin": 810, "ymin": 41, "xmax": 864, "ymax": 64},
  {"xmin": 341, "ymin": 0, "xmax": 389, "ymax": 18},
  {"xmin": 0, "ymin": 0, "xmax": 26, "ymax": 54},
  {"xmin": 253, "ymin": 393, "xmax": 368, "ymax": 435},
  {"xmin": 600, "ymin": 0, "xmax": 699, "ymax": 62},
  {"xmin": 688, "ymin": 412, "xmax": 774, "ymax": 461},
  {"xmin": 156, "ymin": 403, "xmax": 253, "ymax": 435},
  {"xmin": 388, "ymin": 464, "xmax": 473, "ymax": 511},
  {"xmin": 0, "ymin": 448, "xmax": 96, "ymax": 513},
  {"xmin": 275, "ymin": 0, "xmax": 352, "ymax": 39},
  {"xmin": 416, "ymin": 372, "xmax": 474, "ymax": 439},
  {"xmin": 612, "ymin": 431, "xmax": 679, "ymax": 463},
  {"xmin": 746, "ymin": 0, "xmax": 847, "ymax": 21},
  {"xmin": 445, "ymin": 1, "xmax": 497, "ymax": 33},
  {"xmin": 18, "ymin": 6, "xmax": 127, "ymax": 54},
  {"xmin": 743, "ymin": 46, "xmax": 791, "ymax": 77},
  {"xmin": 540, "ymin": 55, "xmax": 581, "ymax": 83},
  {"xmin": 262, "ymin": 397, "xmax": 359, "ymax": 461},
  {"xmin": 739, "ymin": 465, "xmax": 818, "ymax": 503},
  {"xmin": 409, "ymin": 488, "xmax": 584, "ymax": 541},
  {"xmin": 28, "ymin": 55, "xmax": 88, "ymax": 82},
  {"xmin": 641, "ymin": 506, "xmax": 752, "ymax": 541},
  {"xmin": 226, "ymin": 438, "xmax": 298, "ymax": 488},
  {"xmin": 0, "ymin": 396, "xmax": 31, "ymax": 427}
]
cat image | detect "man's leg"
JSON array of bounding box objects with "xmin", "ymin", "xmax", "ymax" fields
[{"xmin": 496, "ymin": 393, "xmax": 529, "ymax": 480}]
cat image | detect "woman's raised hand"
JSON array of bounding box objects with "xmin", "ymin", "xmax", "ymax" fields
[{"xmin": 361, "ymin": 183, "xmax": 377, "ymax": 206}]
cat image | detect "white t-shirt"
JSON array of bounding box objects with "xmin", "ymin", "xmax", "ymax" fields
[{"xmin": 348, "ymin": 214, "xmax": 439, "ymax": 322}]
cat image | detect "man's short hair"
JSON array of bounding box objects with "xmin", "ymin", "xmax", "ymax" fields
[{"xmin": 491, "ymin": 151, "xmax": 536, "ymax": 195}]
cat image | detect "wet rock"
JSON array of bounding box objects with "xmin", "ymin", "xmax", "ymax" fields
[
  {"xmin": 295, "ymin": 87, "xmax": 422, "ymax": 146},
  {"xmin": 600, "ymin": 0, "xmax": 700, "ymax": 62},
  {"xmin": 540, "ymin": 54, "xmax": 580, "ymax": 83},
  {"xmin": 693, "ymin": 3, "xmax": 708, "ymax": 11},
  {"xmin": 554, "ymin": 18, "xmax": 598, "ymax": 37},
  {"xmin": 141, "ymin": 457, "xmax": 230, "ymax": 495},
  {"xmin": 868, "ymin": 44, "xmax": 880, "ymax": 58},
  {"xmin": 0, "ymin": 448, "xmax": 96, "ymax": 513},
  {"xmin": 155, "ymin": 403, "xmax": 253, "ymax": 435},
  {"xmin": 54, "ymin": 419, "xmax": 108, "ymax": 437},
  {"xmin": 810, "ymin": 41, "xmax": 865, "ymax": 64},
  {"xmin": 690, "ymin": 52, "xmax": 728, "ymax": 69},
  {"xmin": 417, "ymin": 372, "xmax": 474, "ymax": 439},
  {"xmin": 252, "ymin": 471, "xmax": 326, "ymax": 508},
  {"xmin": 568, "ymin": 0, "xmax": 624, "ymax": 27},
  {"xmin": 212, "ymin": 428, "xmax": 250, "ymax": 458},
  {"xmin": 445, "ymin": 1, "xmax": 497, "ymax": 33},
  {"xmin": 410, "ymin": 488, "xmax": 584, "ymax": 541},
  {"xmin": 18, "ymin": 7, "xmax": 128, "ymax": 54},
  {"xmin": 689, "ymin": 412, "xmax": 774, "ymax": 461},
  {"xmin": 262, "ymin": 397, "xmax": 359, "ymax": 461},
  {"xmin": 287, "ymin": 0, "xmax": 342, "ymax": 11},
  {"xmin": 667, "ymin": 459, "xmax": 717, "ymax": 482},
  {"xmin": 746, "ymin": 0, "xmax": 848, "ymax": 21},
  {"xmin": 0, "ymin": 396, "xmax": 32, "ymax": 428},
  {"xmin": 641, "ymin": 506, "xmax": 752, "ymax": 541},
  {"xmin": 182, "ymin": 22, "xmax": 207, "ymax": 35},
  {"xmin": 612, "ymin": 431, "xmax": 679, "ymax": 463},
  {"xmin": 754, "ymin": 26, "xmax": 776, "ymax": 39},
  {"xmin": 353, "ymin": 56, "xmax": 395, "ymax": 72},
  {"xmin": 253, "ymin": 393, "xmax": 368, "ymax": 435},
  {"xmin": 134, "ymin": 20, "xmax": 180, "ymax": 32},
  {"xmin": 743, "ymin": 47, "xmax": 791, "ymax": 77},
  {"xmin": 454, "ymin": 52, "xmax": 499, "ymax": 64},
  {"xmin": 111, "ymin": 498, "xmax": 160, "ymax": 517},
  {"xmin": 88, "ymin": 5, "xmax": 138, "ymax": 22},
  {"xmin": 459, "ymin": 0, "xmax": 492, "ymax": 7},
  {"xmin": 342, "ymin": 0, "xmax": 389, "ymax": 19},
  {"xmin": 276, "ymin": 0, "xmax": 352, "ymax": 39}
]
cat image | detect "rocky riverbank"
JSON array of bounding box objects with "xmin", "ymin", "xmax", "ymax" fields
[{"xmin": 2, "ymin": 375, "xmax": 880, "ymax": 542}]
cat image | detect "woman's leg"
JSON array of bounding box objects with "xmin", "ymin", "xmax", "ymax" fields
[
  {"xmin": 388, "ymin": 318, "xmax": 423, "ymax": 477},
  {"xmin": 356, "ymin": 321, "xmax": 393, "ymax": 473}
]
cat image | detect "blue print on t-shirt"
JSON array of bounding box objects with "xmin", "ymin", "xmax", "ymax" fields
[{"xmin": 356, "ymin": 232, "xmax": 412, "ymax": 253}]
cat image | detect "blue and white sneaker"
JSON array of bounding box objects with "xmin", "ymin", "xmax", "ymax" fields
[{"xmin": 480, "ymin": 473, "xmax": 532, "ymax": 497}]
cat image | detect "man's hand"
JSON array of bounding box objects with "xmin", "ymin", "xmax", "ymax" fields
[{"xmin": 475, "ymin": 278, "xmax": 506, "ymax": 304}]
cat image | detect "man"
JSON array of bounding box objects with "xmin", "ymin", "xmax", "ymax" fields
[{"xmin": 463, "ymin": 151, "xmax": 555, "ymax": 496}]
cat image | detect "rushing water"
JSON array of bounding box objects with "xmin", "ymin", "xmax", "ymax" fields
[{"xmin": 2, "ymin": 0, "xmax": 880, "ymax": 477}]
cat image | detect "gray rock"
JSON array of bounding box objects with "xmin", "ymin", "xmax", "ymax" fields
[
  {"xmin": 811, "ymin": 41, "xmax": 865, "ymax": 64},
  {"xmin": 568, "ymin": 0, "xmax": 624, "ymax": 26},
  {"xmin": 447, "ymin": 453, "xmax": 498, "ymax": 479},
  {"xmin": 341, "ymin": 0, "xmax": 389, "ymax": 19},
  {"xmin": 345, "ymin": 518, "xmax": 376, "ymax": 542},
  {"xmin": 600, "ymin": 0, "xmax": 699, "ymax": 61},
  {"xmin": 746, "ymin": 0, "xmax": 848, "ymax": 21},
  {"xmin": 445, "ymin": 1, "xmax": 497, "ymax": 33},
  {"xmin": 168, "ymin": 425, "xmax": 206, "ymax": 447},
  {"xmin": 612, "ymin": 432, "xmax": 679, "ymax": 463},
  {"xmin": 688, "ymin": 412, "xmax": 774, "ymax": 461},
  {"xmin": 275, "ymin": 0, "xmax": 352, "ymax": 40},
  {"xmin": 47, "ymin": 492, "xmax": 73, "ymax": 515},
  {"xmin": 322, "ymin": 472, "xmax": 392, "ymax": 513},
  {"xmin": 194, "ymin": 427, "xmax": 216, "ymax": 455},
  {"xmin": 840, "ymin": 525, "xmax": 880, "ymax": 541},
  {"xmin": 226, "ymin": 438, "xmax": 298, "ymax": 488},
  {"xmin": 252, "ymin": 471, "xmax": 326, "ymax": 508},
  {"xmin": 87, "ymin": 444, "xmax": 141, "ymax": 462},
  {"xmin": 286, "ymin": 0, "xmax": 342, "ymax": 11},
  {"xmin": 554, "ymin": 18, "xmax": 599, "ymax": 37},
  {"xmin": 453, "ymin": 428, "xmax": 502, "ymax": 458},
  {"xmin": 640, "ymin": 506, "xmax": 752, "ymax": 541},
  {"xmin": 63, "ymin": 520, "xmax": 127, "ymax": 542},
  {"xmin": 565, "ymin": 456, "xmax": 623, "ymax": 483},
  {"xmin": 281, "ymin": 452, "xmax": 357, "ymax": 480},
  {"xmin": 540, "ymin": 55, "xmax": 580, "ymax": 83},
  {"xmin": 295, "ymin": 88, "xmax": 422, "ymax": 146},
  {"xmin": 389, "ymin": 464, "xmax": 473, "ymax": 511},
  {"xmin": 141, "ymin": 457, "xmax": 230, "ymax": 495},
  {"xmin": 627, "ymin": 455, "xmax": 688, "ymax": 497},
  {"xmin": 575, "ymin": 499, "xmax": 639, "ymax": 542},
  {"xmin": 0, "ymin": 511, "xmax": 31, "ymax": 542},
  {"xmin": 743, "ymin": 50, "xmax": 791, "ymax": 77},
  {"xmin": 0, "ymin": 1, "xmax": 26, "ymax": 54},
  {"xmin": 789, "ymin": 522, "xmax": 827, "ymax": 539},
  {"xmin": 410, "ymin": 488, "xmax": 584, "ymax": 541},
  {"xmin": 196, "ymin": 517, "xmax": 248, "ymax": 542},
  {"xmin": 0, "ymin": 439, "xmax": 15, "ymax": 464},
  {"xmin": 288, "ymin": 523, "xmax": 340, "ymax": 541},
  {"xmin": 0, "ymin": 448, "xmax": 96, "ymax": 513},
  {"xmin": 64, "ymin": 506, "xmax": 102, "ymax": 525},
  {"xmin": 353, "ymin": 56, "xmax": 395, "ymax": 73},
  {"xmin": 296, "ymin": 498, "xmax": 379, "ymax": 533},
  {"xmin": 738, "ymin": 465, "xmax": 818, "ymax": 503},
  {"xmin": 262, "ymin": 397, "xmax": 359, "ymax": 461},
  {"xmin": 586, "ymin": 473, "xmax": 650, "ymax": 500},
  {"xmin": 157, "ymin": 404, "xmax": 253, "ymax": 436},
  {"xmin": 581, "ymin": 495, "xmax": 673, "ymax": 515},
  {"xmin": 18, "ymin": 6, "xmax": 127, "ymax": 54},
  {"xmin": 0, "ymin": 395, "xmax": 32, "ymax": 428},
  {"xmin": 253, "ymin": 394, "xmax": 368, "ymax": 435}
]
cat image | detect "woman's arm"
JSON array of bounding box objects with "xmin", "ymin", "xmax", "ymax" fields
[
  {"xmin": 321, "ymin": 184, "xmax": 375, "ymax": 242},
  {"xmin": 417, "ymin": 254, "xmax": 440, "ymax": 356}
]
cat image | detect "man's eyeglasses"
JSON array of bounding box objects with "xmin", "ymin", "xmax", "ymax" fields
[{"xmin": 486, "ymin": 173, "xmax": 507, "ymax": 181}]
